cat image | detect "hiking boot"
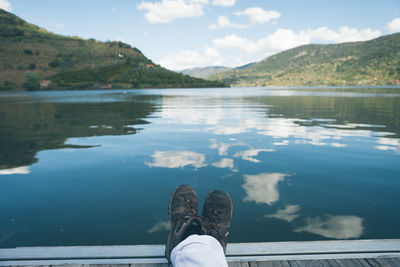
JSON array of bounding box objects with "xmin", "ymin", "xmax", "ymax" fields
[
  {"xmin": 202, "ymin": 189, "xmax": 233, "ymax": 253},
  {"xmin": 165, "ymin": 185, "xmax": 206, "ymax": 262}
]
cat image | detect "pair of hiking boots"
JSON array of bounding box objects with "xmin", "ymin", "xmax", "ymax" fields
[{"xmin": 166, "ymin": 185, "xmax": 233, "ymax": 262}]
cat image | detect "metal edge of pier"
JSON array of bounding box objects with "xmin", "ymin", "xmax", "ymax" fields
[{"xmin": 1, "ymin": 239, "xmax": 400, "ymax": 266}]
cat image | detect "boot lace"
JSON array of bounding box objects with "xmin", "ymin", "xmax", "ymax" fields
[
  {"xmin": 176, "ymin": 199, "xmax": 197, "ymax": 221},
  {"xmin": 201, "ymin": 210, "xmax": 229, "ymax": 240}
]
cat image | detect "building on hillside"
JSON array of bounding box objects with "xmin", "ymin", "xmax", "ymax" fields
[{"xmin": 40, "ymin": 80, "xmax": 50, "ymax": 88}]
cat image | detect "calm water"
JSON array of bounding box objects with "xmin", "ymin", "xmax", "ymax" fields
[{"xmin": 1, "ymin": 87, "xmax": 400, "ymax": 248}]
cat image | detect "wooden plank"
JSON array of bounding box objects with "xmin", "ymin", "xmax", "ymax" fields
[
  {"xmin": 388, "ymin": 257, "xmax": 400, "ymax": 265},
  {"xmin": 228, "ymin": 262, "xmax": 249, "ymax": 267},
  {"xmin": 355, "ymin": 259, "xmax": 373, "ymax": 266},
  {"xmin": 315, "ymin": 260, "xmax": 335, "ymax": 267},
  {"xmin": 247, "ymin": 261, "xmax": 290, "ymax": 267},
  {"xmin": 373, "ymin": 257, "xmax": 400, "ymax": 266},
  {"xmin": 322, "ymin": 259, "xmax": 341, "ymax": 267},
  {"xmin": 226, "ymin": 253, "xmax": 400, "ymax": 262},
  {"xmin": 332, "ymin": 258, "xmax": 365, "ymax": 267},
  {"xmin": 130, "ymin": 264, "xmax": 168, "ymax": 267},
  {"xmin": 289, "ymin": 260, "xmax": 324, "ymax": 267}
]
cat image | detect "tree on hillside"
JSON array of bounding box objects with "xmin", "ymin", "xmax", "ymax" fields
[{"xmin": 23, "ymin": 71, "xmax": 40, "ymax": 91}]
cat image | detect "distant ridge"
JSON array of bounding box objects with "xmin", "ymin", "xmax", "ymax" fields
[
  {"xmin": 179, "ymin": 63, "xmax": 255, "ymax": 80},
  {"xmin": 0, "ymin": 9, "xmax": 225, "ymax": 90},
  {"xmin": 179, "ymin": 66, "xmax": 232, "ymax": 79},
  {"xmin": 235, "ymin": 62, "xmax": 256, "ymax": 69},
  {"xmin": 211, "ymin": 33, "xmax": 400, "ymax": 86}
]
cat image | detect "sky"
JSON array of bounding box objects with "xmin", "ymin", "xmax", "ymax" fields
[{"xmin": 1, "ymin": 0, "xmax": 400, "ymax": 70}]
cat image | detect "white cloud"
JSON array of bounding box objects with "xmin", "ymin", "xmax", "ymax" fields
[
  {"xmin": 212, "ymin": 26, "xmax": 381, "ymax": 57},
  {"xmin": 0, "ymin": 0, "xmax": 11, "ymax": 11},
  {"xmin": 294, "ymin": 215, "xmax": 364, "ymax": 239},
  {"xmin": 212, "ymin": 34, "xmax": 251, "ymax": 50},
  {"xmin": 0, "ymin": 166, "xmax": 30, "ymax": 175},
  {"xmin": 204, "ymin": 46, "xmax": 220, "ymax": 57},
  {"xmin": 302, "ymin": 26, "xmax": 381, "ymax": 43},
  {"xmin": 265, "ymin": 205, "xmax": 301, "ymax": 222},
  {"xmin": 146, "ymin": 150, "xmax": 207, "ymax": 168},
  {"xmin": 212, "ymin": 0, "xmax": 235, "ymax": 6},
  {"xmin": 212, "ymin": 29, "xmax": 309, "ymax": 55},
  {"xmin": 387, "ymin": 18, "xmax": 400, "ymax": 33},
  {"xmin": 212, "ymin": 158, "xmax": 234, "ymax": 169},
  {"xmin": 209, "ymin": 15, "xmax": 248, "ymax": 30},
  {"xmin": 159, "ymin": 50, "xmax": 207, "ymax": 70},
  {"xmin": 158, "ymin": 45, "xmax": 224, "ymax": 70},
  {"xmin": 242, "ymin": 173, "xmax": 289, "ymax": 205},
  {"xmin": 235, "ymin": 7, "xmax": 280, "ymax": 24},
  {"xmin": 137, "ymin": 0, "xmax": 208, "ymax": 23}
]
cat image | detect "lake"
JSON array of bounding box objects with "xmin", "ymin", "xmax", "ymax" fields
[{"xmin": 1, "ymin": 87, "xmax": 400, "ymax": 248}]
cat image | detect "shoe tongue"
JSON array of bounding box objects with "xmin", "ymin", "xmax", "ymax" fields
[{"xmin": 184, "ymin": 217, "xmax": 204, "ymax": 238}]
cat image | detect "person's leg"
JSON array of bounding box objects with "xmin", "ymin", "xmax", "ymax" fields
[
  {"xmin": 170, "ymin": 234, "xmax": 228, "ymax": 267},
  {"xmin": 166, "ymin": 186, "xmax": 233, "ymax": 267}
]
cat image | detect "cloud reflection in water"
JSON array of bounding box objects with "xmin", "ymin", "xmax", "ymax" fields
[
  {"xmin": 374, "ymin": 137, "xmax": 400, "ymax": 153},
  {"xmin": 146, "ymin": 151, "xmax": 206, "ymax": 169},
  {"xmin": 265, "ymin": 205, "xmax": 301, "ymax": 222},
  {"xmin": 234, "ymin": 149, "xmax": 275, "ymax": 163},
  {"xmin": 209, "ymin": 138, "xmax": 247, "ymax": 156},
  {"xmin": 212, "ymin": 158, "xmax": 235, "ymax": 170},
  {"xmin": 147, "ymin": 221, "xmax": 170, "ymax": 234},
  {"xmin": 242, "ymin": 173, "xmax": 289, "ymax": 205},
  {"xmin": 294, "ymin": 215, "xmax": 364, "ymax": 239},
  {"xmin": 0, "ymin": 166, "xmax": 30, "ymax": 175}
]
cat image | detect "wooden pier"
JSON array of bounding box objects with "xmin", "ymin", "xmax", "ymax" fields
[{"xmin": 1, "ymin": 239, "xmax": 400, "ymax": 266}]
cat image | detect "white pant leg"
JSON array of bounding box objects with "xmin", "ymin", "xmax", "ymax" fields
[{"xmin": 171, "ymin": 234, "xmax": 228, "ymax": 267}]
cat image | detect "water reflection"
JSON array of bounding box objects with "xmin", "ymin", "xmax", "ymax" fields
[
  {"xmin": 375, "ymin": 137, "xmax": 400, "ymax": 153},
  {"xmin": 0, "ymin": 95, "xmax": 155, "ymax": 170},
  {"xmin": 146, "ymin": 150, "xmax": 207, "ymax": 169},
  {"xmin": 265, "ymin": 205, "xmax": 301, "ymax": 222},
  {"xmin": 212, "ymin": 158, "xmax": 235, "ymax": 170},
  {"xmin": 147, "ymin": 221, "xmax": 170, "ymax": 234},
  {"xmin": 242, "ymin": 173, "xmax": 289, "ymax": 205},
  {"xmin": 234, "ymin": 149, "xmax": 275, "ymax": 163},
  {"xmin": 209, "ymin": 139, "xmax": 246, "ymax": 156},
  {"xmin": 0, "ymin": 166, "xmax": 30, "ymax": 175},
  {"xmin": 0, "ymin": 88, "xmax": 399, "ymax": 247},
  {"xmin": 294, "ymin": 215, "xmax": 364, "ymax": 239}
]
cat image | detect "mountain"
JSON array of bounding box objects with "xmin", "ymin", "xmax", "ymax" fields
[
  {"xmin": 211, "ymin": 33, "xmax": 400, "ymax": 86},
  {"xmin": 179, "ymin": 66, "xmax": 232, "ymax": 79},
  {"xmin": 235, "ymin": 62, "xmax": 256, "ymax": 69},
  {"xmin": 179, "ymin": 63, "xmax": 255, "ymax": 80},
  {"xmin": 0, "ymin": 9, "xmax": 225, "ymax": 90}
]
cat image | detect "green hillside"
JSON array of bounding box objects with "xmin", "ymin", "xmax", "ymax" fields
[
  {"xmin": 0, "ymin": 9, "xmax": 225, "ymax": 90},
  {"xmin": 211, "ymin": 33, "xmax": 400, "ymax": 86}
]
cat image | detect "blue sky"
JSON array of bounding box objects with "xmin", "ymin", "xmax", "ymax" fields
[{"xmin": 1, "ymin": 0, "xmax": 400, "ymax": 70}]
